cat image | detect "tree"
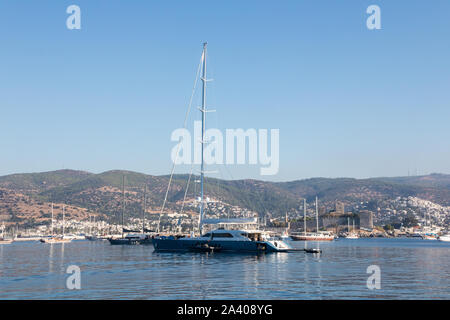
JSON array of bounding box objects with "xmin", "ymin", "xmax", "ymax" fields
[{"xmin": 402, "ymin": 213, "xmax": 418, "ymax": 228}]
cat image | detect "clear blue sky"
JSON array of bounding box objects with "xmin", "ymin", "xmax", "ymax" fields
[{"xmin": 1, "ymin": 0, "xmax": 449, "ymax": 181}]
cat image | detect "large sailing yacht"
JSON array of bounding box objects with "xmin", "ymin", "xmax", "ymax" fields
[
  {"xmin": 290, "ymin": 198, "xmax": 334, "ymax": 241},
  {"xmin": 152, "ymin": 43, "xmax": 291, "ymax": 253}
]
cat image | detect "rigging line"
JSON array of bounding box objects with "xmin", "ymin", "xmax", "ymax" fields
[
  {"xmin": 180, "ymin": 163, "xmax": 194, "ymax": 216},
  {"xmin": 157, "ymin": 50, "xmax": 203, "ymax": 233}
]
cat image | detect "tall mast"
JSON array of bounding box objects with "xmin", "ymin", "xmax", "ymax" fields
[
  {"xmin": 199, "ymin": 42, "xmax": 208, "ymax": 235},
  {"xmin": 303, "ymin": 199, "xmax": 307, "ymax": 236},
  {"xmin": 51, "ymin": 203, "xmax": 54, "ymax": 237},
  {"xmin": 315, "ymin": 196, "xmax": 319, "ymax": 233},
  {"xmin": 122, "ymin": 175, "xmax": 125, "ymax": 238},
  {"xmin": 62, "ymin": 205, "xmax": 65, "ymax": 237},
  {"xmin": 143, "ymin": 184, "xmax": 147, "ymax": 234}
]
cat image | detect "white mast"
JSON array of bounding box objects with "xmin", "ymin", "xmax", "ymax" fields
[
  {"xmin": 303, "ymin": 199, "xmax": 307, "ymax": 236},
  {"xmin": 51, "ymin": 203, "xmax": 54, "ymax": 237},
  {"xmin": 198, "ymin": 42, "xmax": 210, "ymax": 235},
  {"xmin": 62, "ymin": 204, "xmax": 65, "ymax": 238},
  {"xmin": 315, "ymin": 196, "xmax": 319, "ymax": 233},
  {"xmin": 143, "ymin": 184, "xmax": 147, "ymax": 234}
]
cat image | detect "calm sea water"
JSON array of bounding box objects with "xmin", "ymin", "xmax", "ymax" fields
[{"xmin": 0, "ymin": 238, "xmax": 449, "ymax": 299}]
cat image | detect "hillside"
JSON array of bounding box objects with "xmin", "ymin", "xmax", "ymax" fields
[{"xmin": 1, "ymin": 170, "xmax": 450, "ymax": 226}]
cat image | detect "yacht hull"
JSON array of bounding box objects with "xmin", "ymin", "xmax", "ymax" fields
[
  {"xmin": 40, "ymin": 238, "xmax": 72, "ymax": 244},
  {"xmin": 152, "ymin": 238, "xmax": 286, "ymax": 253},
  {"xmin": 291, "ymin": 235, "xmax": 334, "ymax": 241}
]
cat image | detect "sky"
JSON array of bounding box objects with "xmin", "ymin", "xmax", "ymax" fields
[{"xmin": 0, "ymin": 0, "xmax": 449, "ymax": 181}]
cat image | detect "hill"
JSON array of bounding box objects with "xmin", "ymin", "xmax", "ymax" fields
[{"xmin": 1, "ymin": 170, "xmax": 450, "ymax": 226}]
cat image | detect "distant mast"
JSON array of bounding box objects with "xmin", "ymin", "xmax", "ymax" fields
[
  {"xmin": 303, "ymin": 199, "xmax": 307, "ymax": 236},
  {"xmin": 122, "ymin": 175, "xmax": 125, "ymax": 238},
  {"xmin": 315, "ymin": 196, "xmax": 319, "ymax": 233},
  {"xmin": 62, "ymin": 204, "xmax": 65, "ymax": 238},
  {"xmin": 51, "ymin": 203, "xmax": 54, "ymax": 237},
  {"xmin": 143, "ymin": 184, "xmax": 147, "ymax": 234}
]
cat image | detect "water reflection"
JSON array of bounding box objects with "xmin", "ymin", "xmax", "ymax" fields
[{"xmin": 0, "ymin": 239, "xmax": 449, "ymax": 299}]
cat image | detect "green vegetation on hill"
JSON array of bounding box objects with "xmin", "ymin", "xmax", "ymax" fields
[{"xmin": 1, "ymin": 170, "xmax": 450, "ymax": 222}]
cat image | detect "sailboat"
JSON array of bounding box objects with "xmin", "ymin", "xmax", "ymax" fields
[
  {"xmin": 421, "ymin": 210, "xmax": 438, "ymax": 240},
  {"xmin": 85, "ymin": 215, "xmax": 101, "ymax": 241},
  {"xmin": 108, "ymin": 178, "xmax": 153, "ymax": 245},
  {"xmin": 152, "ymin": 43, "xmax": 291, "ymax": 253},
  {"xmin": 290, "ymin": 197, "xmax": 334, "ymax": 241},
  {"xmin": 345, "ymin": 217, "xmax": 359, "ymax": 239},
  {"xmin": 40, "ymin": 203, "xmax": 72, "ymax": 243},
  {"xmin": 0, "ymin": 223, "xmax": 13, "ymax": 244},
  {"xmin": 279, "ymin": 212, "xmax": 292, "ymax": 241}
]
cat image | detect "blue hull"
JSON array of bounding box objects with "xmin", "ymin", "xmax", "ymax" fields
[{"xmin": 152, "ymin": 238, "xmax": 285, "ymax": 253}]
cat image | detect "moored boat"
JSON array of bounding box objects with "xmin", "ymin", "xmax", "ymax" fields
[
  {"xmin": 291, "ymin": 197, "xmax": 335, "ymax": 241},
  {"xmin": 151, "ymin": 43, "xmax": 291, "ymax": 253},
  {"xmin": 153, "ymin": 228, "xmax": 291, "ymax": 253},
  {"xmin": 40, "ymin": 203, "xmax": 72, "ymax": 244},
  {"xmin": 40, "ymin": 236, "xmax": 72, "ymax": 244},
  {"xmin": 291, "ymin": 232, "xmax": 334, "ymax": 241},
  {"xmin": 423, "ymin": 233, "xmax": 438, "ymax": 240},
  {"xmin": 344, "ymin": 218, "xmax": 359, "ymax": 239},
  {"xmin": 0, "ymin": 223, "xmax": 13, "ymax": 244},
  {"xmin": 108, "ymin": 233, "xmax": 153, "ymax": 245}
]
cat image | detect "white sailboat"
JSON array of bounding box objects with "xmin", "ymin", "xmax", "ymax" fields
[
  {"xmin": 345, "ymin": 217, "xmax": 359, "ymax": 239},
  {"xmin": 85, "ymin": 215, "xmax": 101, "ymax": 241},
  {"xmin": 0, "ymin": 223, "xmax": 13, "ymax": 244},
  {"xmin": 40, "ymin": 203, "xmax": 72, "ymax": 244},
  {"xmin": 290, "ymin": 197, "xmax": 334, "ymax": 241}
]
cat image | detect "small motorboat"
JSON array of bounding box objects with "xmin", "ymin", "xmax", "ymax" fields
[
  {"xmin": 40, "ymin": 236, "xmax": 72, "ymax": 244},
  {"xmin": 0, "ymin": 238, "xmax": 13, "ymax": 245},
  {"xmin": 108, "ymin": 233, "xmax": 153, "ymax": 245},
  {"xmin": 304, "ymin": 248, "xmax": 322, "ymax": 254}
]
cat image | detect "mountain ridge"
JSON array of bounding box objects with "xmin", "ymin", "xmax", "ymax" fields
[{"xmin": 1, "ymin": 169, "xmax": 450, "ymax": 226}]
